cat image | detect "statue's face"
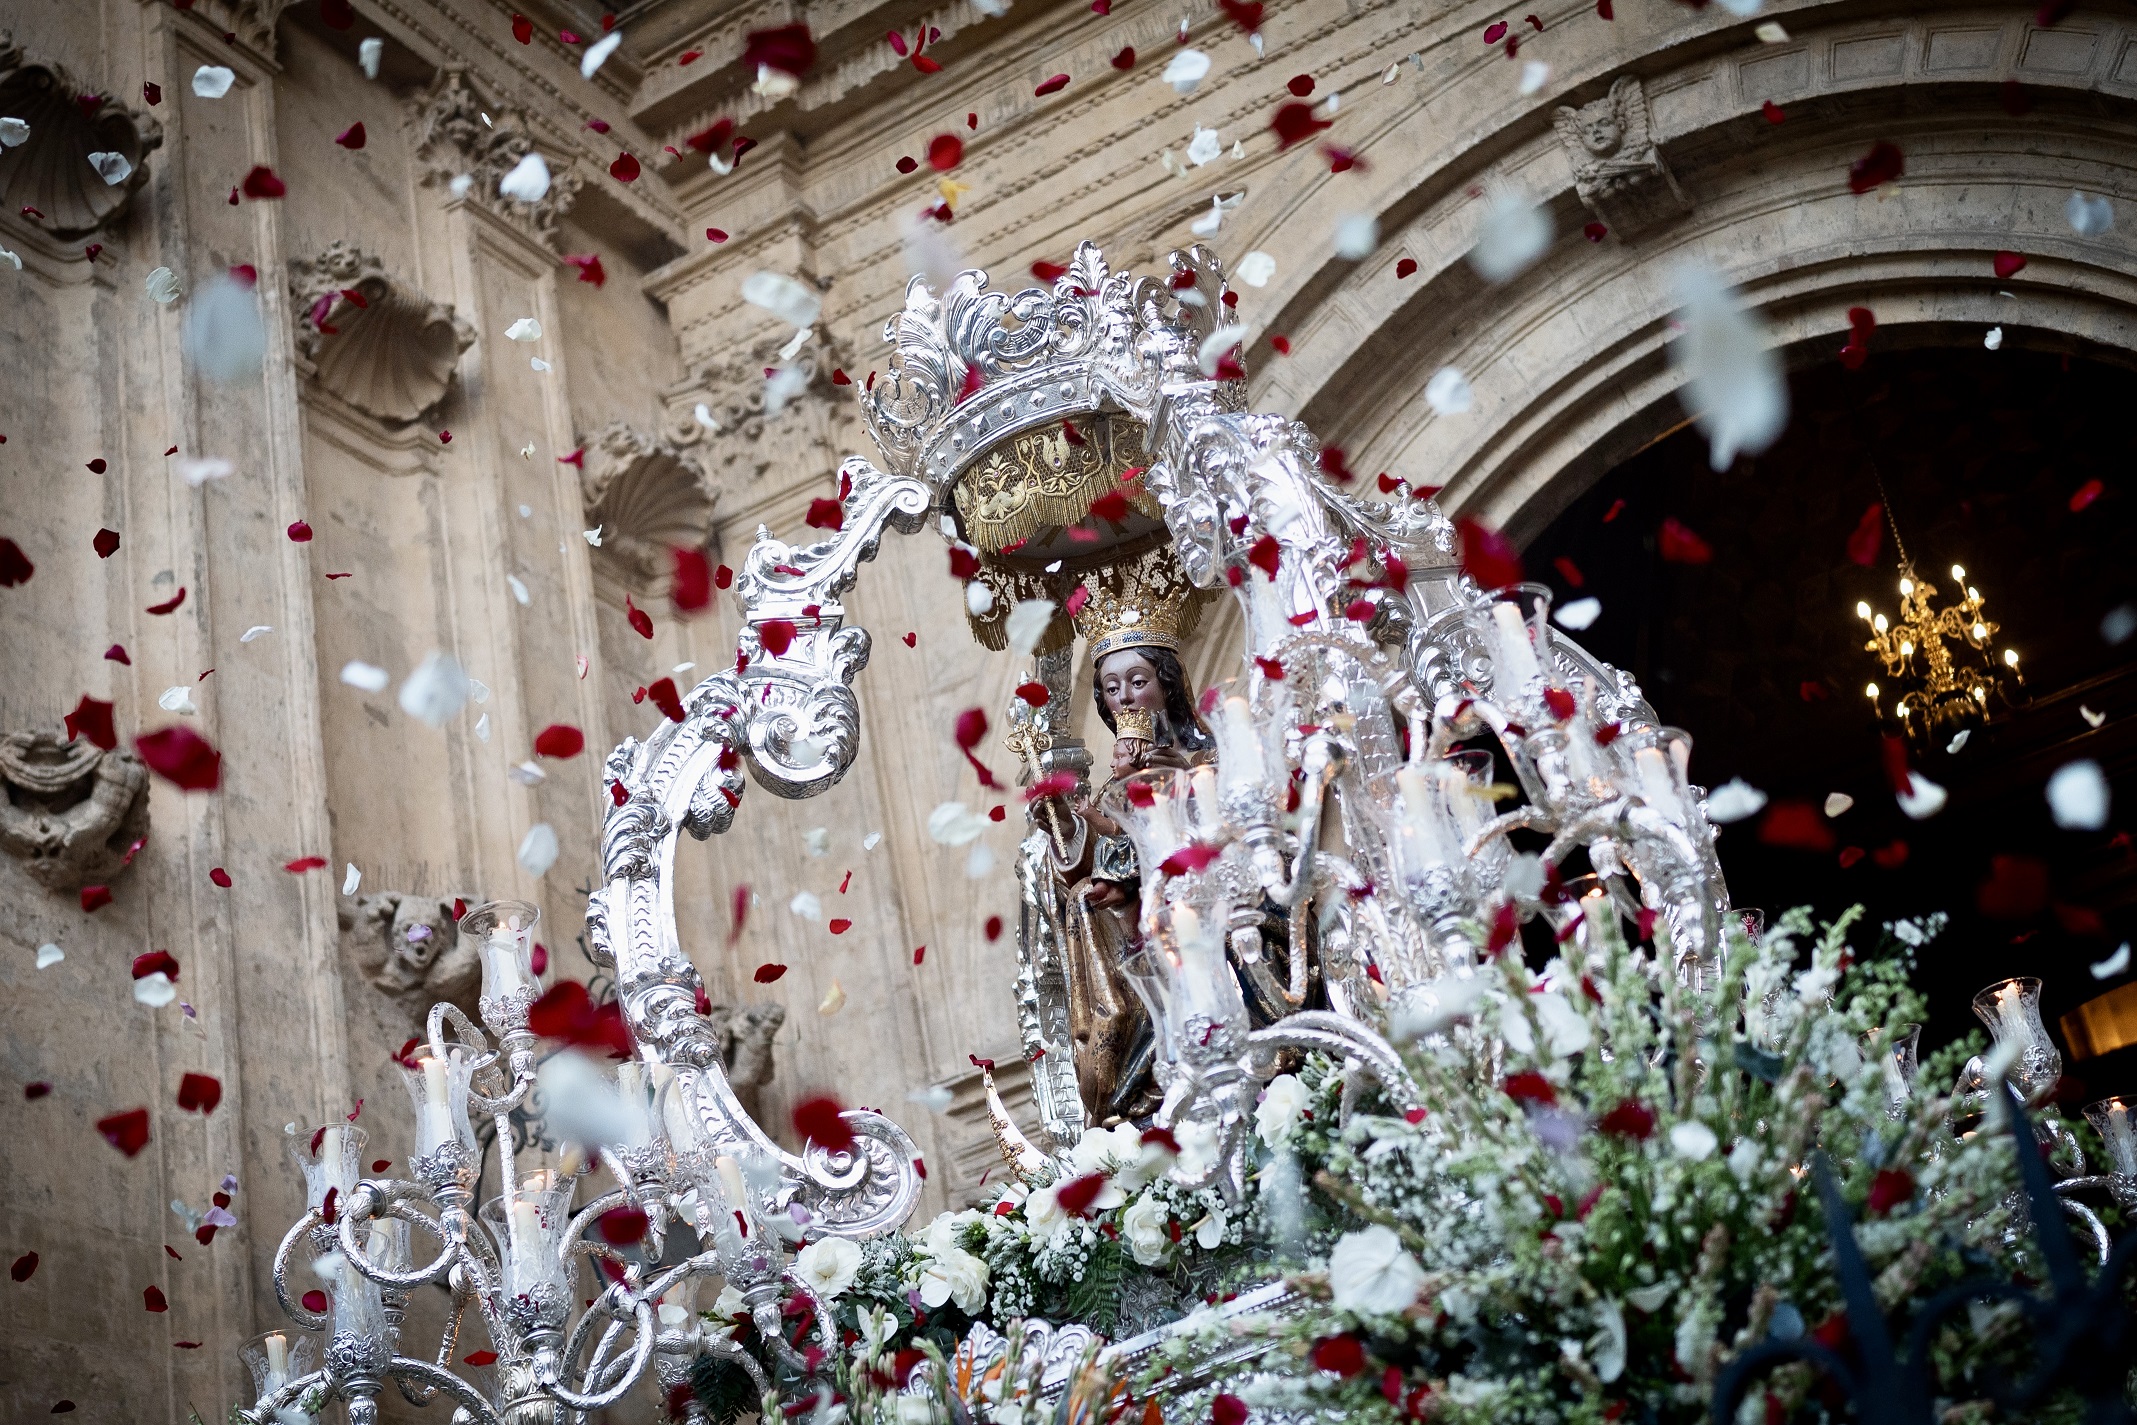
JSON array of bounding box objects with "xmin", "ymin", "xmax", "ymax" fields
[
  {"xmin": 1099, "ymin": 650, "xmax": 1164, "ymax": 718},
  {"xmin": 1580, "ymin": 111, "xmax": 1620, "ymax": 155}
]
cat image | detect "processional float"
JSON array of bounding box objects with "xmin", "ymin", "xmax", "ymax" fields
[{"xmin": 236, "ymin": 242, "xmax": 1774, "ymax": 1422}]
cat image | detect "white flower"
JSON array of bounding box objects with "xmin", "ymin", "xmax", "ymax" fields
[
  {"xmin": 706, "ymin": 1283, "xmax": 749, "ymax": 1338},
  {"xmin": 1022, "ymin": 1184, "xmax": 1069, "ymax": 1239},
  {"xmin": 917, "ymin": 1246, "xmax": 989, "ymax": 1312},
  {"xmin": 1669, "ymin": 1120, "xmax": 1718, "ymax": 1161},
  {"xmin": 854, "ymin": 1303, "xmax": 898, "ymax": 1356},
  {"xmin": 1328, "ymin": 1224, "xmax": 1426, "ymax": 1314},
  {"xmin": 1192, "ymin": 1201, "xmax": 1227, "ymax": 1249},
  {"xmin": 1121, "ymin": 1193, "xmax": 1171, "ymax": 1266},
  {"xmin": 795, "ymin": 1236, "xmax": 862, "ymax": 1299},
  {"xmin": 1174, "ymin": 1120, "xmax": 1220, "ymax": 1179},
  {"xmin": 1255, "ymin": 1073, "xmax": 1310, "ymax": 1146}
]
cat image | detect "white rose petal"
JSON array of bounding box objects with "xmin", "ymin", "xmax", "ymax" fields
[
  {"xmin": 864, "ymin": 831, "xmax": 883, "ymax": 851},
  {"xmin": 1163, "ymin": 49, "xmax": 1211, "ymax": 93},
  {"xmin": 1984, "ymin": 326, "xmax": 2004, "ymax": 351},
  {"xmin": 1196, "ymin": 324, "xmax": 1248, "ymax": 376},
  {"xmin": 741, "ymin": 271, "xmax": 823, "ymax": 329},
  {"xmin": 1947, "ymin": 729, "xmax": 1972, "ymax": 753},
  {"xmin": 1186, "ymin": 126, "xmax": 1223, "ymax": 166},
  {"xmin": 2091, "ymin": 942, "xmax": 2130, "ymax": 979},
  {"xmin": 2047, "ymin": 760, "xmax": 2110, "ymax": 830},
  {"xmin": 0, "ymin": 246, "xmax": 18, "ymax": 271},
  {"xmin": 1896, "ymin": 770, "xmax": 1947, "ymax": 820},
  {"xmin": 1328, "ymin": 1224, "xmax": 1427, "ymax": 1314},
  {"xmin": 907, "ymin": 1084, "xmax": 955, "ymax": 1113},
  {"xmin": 1333, "ymin": 212, "xmax": 1379, "ymax": 259},
  {"xmin": 1669, "ymin": 1120, "xmax": 1718, "ymax": 1160},
  {"xmin": 1754, "ymin": 20, "xmax": 1791, "ymax": 41},
  {"xmin": 36, "ymin": 942, "xmax": 64, "ymax": 969},
  {"xmin": 1425, "ymin": 366, "xmax": 1473, "ymax": 415},
  {"xmin": 927, "ymin": 801, "xmax": 990, "ymax": 847},
  {"xmin": 359, "ymin": 37, "xmax": 383, "ymax": 79},
  {"xmin": 449, "ymin": 173, "xmax": 474, "ymax": 197},
  {"xmin": 1824, "ymin": 792, "xmax": 1854, "ymax": 817},
  {"xmin": 802, "ymin": 827, "xmax": 831, "ymax": 858},
  {"xmin": 135, "ymin": 971, "xmax": 178, "ymax": 1007},
  {"xmin": 1388, "ymin": 972, "xmax": 1491, "ymax": 1039},
  {"xmin": 145, "ymin": 267, "xmax": 182, "ymax": 304},
  {"xmin": 498, "ymin": 151, "xmax": 552, "ymax": 203},
  {"xmin": 2068, "ymin": 191, "xmax": 2114, "ymax": 235},
  {"xmin": 507, "ymin": 573, "xmax": 530, "ymax": 606},
  {"xmin": 192, "ymin": 65, "xmax": 237, "ymax": 98},
  {"xmin": 181, "ymin": 273, "xmax": 266, "ymax": 385},
  {"xmin": 517, "ymin": 822, "xmax": 560, "ymax": 877},
  {"xmin": 1706, "ymin": 777, "xmax": 1767, "ymax": 824},
  {"xmin": 1670, "ymin": 264, "xmax": 1787, "ymax": 470},
  {"xmin": 176, "ymin": 456, "xmax": 236, "ymax": 487},
  {"xmin": 158, "ymin": 685, "xmax": 198, "ymax": 715},
  {"xmin": 1005, "ymin": 599, "xmax": 1057, "ymax": 658},
  {"xmin": 537, "ymin": 1047, "xmax": 630, "ymax": 1146},
  {"xmin": 1534, "ymin": 990, "xmax": 1592, "ymax": 1057},
  {"xmin": 508, "ymin": 761, "xmax": 546, "ymax": 786},
  {"xmin": 399, "ymin": 652, "xmax": 470, "ymax": 727},
  {"xmin": 901, "ymin": 208, "xmax": 965, "ymax": 291},
  {"xmin": 1518, "ymin": 60, "xmax": 1550, "ymax": 95},
  {"xmin": 0, "ymin": 116, "xmax": 28, "ymax": 147},
  {"xmin": 763, "ymin": 363, "xmax": 808, "ymax": 418},
  {"xmin": 87, "ymin": 151, "xmax": 133, "ymax": 186},
  {"xmin": 1468, "ymin": 191, "xmax": 1552, "ymax": 283},
  {"xmin": 1553, "ymin": 597, "xmax": 1601, "ymax": 631},
  {"xmin": 580, "ymin": 30, "xmax": 623, "ymax": 79},
  {"xmin": 240, "ymin": 624, "xmax": 272, "ymax": 643},
  {"xmin": 965, "ymin": 581, "xmax": 995, "ymax": 616},
  {"xmin": 340, "ymin": 660, "xmax": 390, "ymax": 693},
  {"xmin": 1235, "ymin": 250, "xmax": 1276, "ymax": 287},
  {"xmin": 342, "ymin": 863, "xmax": 361, "ymax": 895},
  {"xmin": 965, "ymin": 842, "xmax": 995, "ymax": 879},
  {"xmin": 1716, "ymin": 0, "xmax": 1763, "ymax": 13},
  {"xmin": 504, "ymin": 317, "xmax": 542, "ymax": 341},
  {"xmin": 474, "ymin": 713, "xmax": 490, "ymax": 743},
  {"xmin": 789, "ymin": 890, "xmax": 823, "ymax": 921}
]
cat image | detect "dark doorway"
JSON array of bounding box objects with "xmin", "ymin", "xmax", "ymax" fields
[{"xmin": 1522, "ymin": 344, "xmax": 2137, "ymax": 1098}]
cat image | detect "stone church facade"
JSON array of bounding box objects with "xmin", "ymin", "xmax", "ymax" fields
[{"xmin": 0, "ymin": 0, "xmax": 2128, "ymax": 1417}]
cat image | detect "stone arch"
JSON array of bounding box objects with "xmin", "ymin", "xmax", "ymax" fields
[{"xmin": 1230, "ymin": 3, "xmax": 2137, "ymax": 540}]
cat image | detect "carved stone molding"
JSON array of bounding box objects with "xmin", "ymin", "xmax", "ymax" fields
[
  {"xmin": 579, "ymin": 421, "xmax": 717, "ymax": 589},
  {"xmin": 338, "ymin": 891, "xmax": 478, "ymax": 1023},
  {"xmin": 176, "ymin": 0, "xmax": 295, "ymax": 59},
  {"xmin": 288, "ymin": 241, "xmax": 475, "ymax": 426},
  {"xmin": 702, "ymin": 1001, "xmax": 784, "ymax": 1120},
  {"xmin": 662, "ymin": 347, "xmax": 850, "ymax": 490},
  {"xmin": 1552, "ymin": 76, "xmax": 1688, "ymax": 235},
  {"xmin": 407, "ymin": 69, "xmax": 584, "ymax": 250},
  {"xmin": 0, "ymin": 729, "xmax": 149, "ymax": 893},
  {"xmin": 0, "ymin": 31, "xmax": 163, "ymax": 241}
]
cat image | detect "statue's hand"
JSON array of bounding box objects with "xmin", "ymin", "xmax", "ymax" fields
[{"xmin": 1084, "ymin": 879, "xmax": 1129, "ymax": 910}]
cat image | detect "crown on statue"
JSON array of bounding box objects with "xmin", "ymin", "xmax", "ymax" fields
[
  {"xmin": 1070, "ymin": 544, "xmax": 1207, "ymax": 664},
  {"xmin": 858, "ymin": 242, "xmax": 1241, "ymax": 501}
]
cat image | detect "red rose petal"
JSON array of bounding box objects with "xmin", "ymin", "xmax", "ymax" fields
[
  {"xmin": 10, "ymin": 1252, "xmax": 37, "ymax": 1281},
  {"xmin": 64, "ymin": 696, "xmax": 117, "ymax": 751},
  {"xmin": 984, "ymin": 914, "xmax": 1003, "ymax": 941},
  {"xmin": 286, "ymin": 519, "xmax": 313, "ymax": 542},
  {"xmin": 143, "ymin": 1285, "xmax": 167, "ymax": 1312},
  {"xmin": 1993, "ymin": 250, "xmax": 2027, "ymax": 280},
  {"xmin": 1055, "ymin": 1171, "xmax": 1109, "ymax": 1217},
  {"xmin": 1761, "ymin": 99, "xmax": 1785, "ymax": 124},
  {"xmin": 1758, "ymin": 802, "xmax": 1835, "ymax": 853},
  {"xmin": 610, "ymin": 152, "xmax": 640, "ymax": 183},
  {"xmin": 1847, "ymin": 141, "xmax": 1903, "ymax": 194},
  {"xmin": 625, "ymin": 595, "xmax": 653, "ymax": 639},
  {"xmin": 1846, "ymin": 502, "xmax": 1883, "ymax": 566},
  {"xmin": 1270, "ymin": 102, "xmax": 1333, "ymax": 150},
  {"xmin": 1034, "ymin": 73, "xmax": 1070, "ymax": 96},
  {"xmin": 828, "ymin": 918, "xmax": 852, "ymax": 935},
  {"xmin": 0, "ymin": 537, "xmax": 29, "ymax": 586},
  {"xmin": 928, "ymin": 134, "xmax": 963, "ymax": 170},
  {"xmin": 1453, "ymin": 516, "xmax": 1523, "ymax": 588},
  {"xmin": 533, "ymin": 724, "xmax": 586, "ymax": 759},
  {"xmin": 283, "ymin": 856, "xmax": 328, "ymax": 873},
  {"xmin": 146, "ymin": 587, "xmax": 186, "ymax": 615},
  {"xmin": 93, "ymin": 528, "xmax": 120, "ymax": 558},
  {"xmin": 97, "ymin": 1107, "xmax": 150, "ymax": 1156},
  {"xmin": 175, "ymin": 1072, "xmax": 222, "ymax": 1115},
  {"xmin": 754, "ymin": 963, "xmax": 788, "ymax": 983},
  {"xmin": 301, "ymin": 1290, "xmax": 329, "ymax": 1313},
  {"xmin": 132, "ymin": 950, "xmax": 179, "ymax": 981},
  {"xmin": 2070, "ymin": 478, "xmax": 2105, "ymax": 512},
  {"xmin": 135, "ymin": 729, "xmax": 221, "ymax": 792},
  {"xmin": 563, "ymin": 253, "xmax": 607, "ymax": 287},
  {"xmin": 759, "ymin": 618, "xmax": 797, "ymax": 656},
  {"xmin": 240, "ymin": 165, "xmax": 286, "ymax": 199},
  {"xmin": 335, "ymin": 122, "xmax": 366, "ymax": 150},
  {"xmin": 792, "ymin": 1094, "xmax": 856, "ymax": 1152},
  {"xmin": 806, "ymin": 497, "xmax": 845, "ymax": 530},
  {"xmin": 463, "ymin": 1349, "xmax": 499, "ymax": 1366},
  {"xmin": 1657, "ymin": 516, "xmax": 1712, "ymax": 564},
  {"xmin": 80, "ymin": 885, "xmax": 113, "ymax": 913},
  {"xmin": 743, "ymin": 23, "xmax": 818, "ymax": 79},
  {"xmin": 209, "ymin": 867, "xmax": 231, "ymax": 888},
  {"xmin": 1111, "ymin": 46, "xmax": 1136, "ymax": 69},
  {"xmin": 648, "ymin": 676, "xmax": 686, "ymax": 723}
]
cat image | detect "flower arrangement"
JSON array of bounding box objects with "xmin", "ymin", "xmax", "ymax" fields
[{"xmin": 696, "ymin": 908, "xmax": 2128, "ymax": 1425}]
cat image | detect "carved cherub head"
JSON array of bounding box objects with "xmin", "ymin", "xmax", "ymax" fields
[{"xmin": 1577, "ymin": 104, "xmax": 1621, "ymax": 156}]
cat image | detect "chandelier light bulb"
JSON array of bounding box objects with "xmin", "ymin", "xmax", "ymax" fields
[
  {"xmin": 2004, "ymin": 648, "xmax": 2019, "ymax": 666},
  {"xmin": 1899, "ymin": 640, "xmax": 1914, "ymax": 656},
  {"xmin": 1899, "ymin": 577, "xmax": 1913, "ymax": 596},
  {"xmin": 1968, "ymin": 587, "xmax": 1980, "ymax": 602},
  {"xmin": 1951, "ymin": 564, "xmax": 1966, "ymax": 581},
  {"xmin": 1865, "ymin": 681, "xmax": 1880, "ymax": 700},
  {"xmin": 1873, "ymin": 614, "xmax": 1888, "ymax": 633},
  {"xmin": 1972, "ymin": 623, "xmax": 1988, "ymax": 640},
  {"xmin": 1856, "ymin": 601, "xmax": 1872, "ymax": 619}
]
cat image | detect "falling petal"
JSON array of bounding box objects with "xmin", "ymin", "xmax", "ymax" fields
[{"xmin": 1669, "ymin": 264, "xmax": 1787, "ymax": 470}]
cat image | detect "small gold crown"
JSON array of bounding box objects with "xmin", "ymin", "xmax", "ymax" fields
[{"xmin": 1070, "ymin": 545, "xmax": 1208, "ymax": 664}]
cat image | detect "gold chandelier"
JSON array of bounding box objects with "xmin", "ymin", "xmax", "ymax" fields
[{"xmin": 1856, "ymin": 539, "xmax": 2023, "ymax": 743}]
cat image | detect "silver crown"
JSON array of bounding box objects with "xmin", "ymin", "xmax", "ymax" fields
[{"xmin": 859, "ymin": 241, "xmax": 1244, "ymax": 498}]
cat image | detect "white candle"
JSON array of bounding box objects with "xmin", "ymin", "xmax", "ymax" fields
[
  {"xmin": 716, "ymin": 1155, "xmax": 751, "ymax": 1236},
  {"xmin": 1634, "ymin": 747, "xmax": 1683, "ymax": 826},
  {"xmin": 1217, "ymin": 696, "xmax": 1262, "ymax": 795},
  {"xmin": 482, "ymin": 928, "xmax": 529, "ymax": 997},
  {"xmin": 616, "ymin": 1061, "xmax": 652, "ymax": 1147},
  {"xmin": 1145, "ymin": 784, "xmax": 1181, "ymax": 859},
  {"xmin": 264, "ymin": 1332, "xmax": 288, "ymax": 1390},
  {"xmin": 1490, "ymin": 602, "xmax": 1543, "ymax": 691},
  {"xmin": 1190, "ymin": 765, "xmax": 1218, "ymax": 827},
  {"xmin": 1994, "ymin": 983, "xmax": 2030, "ymax": 1045},
  {"xmin": 509, "ymin": 1199, "xmax": 540, "ymax": 1255},
  {"xmin": 419, "ymin": 1056, "xmax": 452, "ymax": 1152}
]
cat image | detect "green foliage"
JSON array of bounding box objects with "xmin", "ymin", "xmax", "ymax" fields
[
  {"xmin": 1064, "ymin": 1233, "xmax": 1126, "ymax": 1335},
  {"xmin": 690, "ymin": 1353, "xmax": 760, "ymax": 1425}
]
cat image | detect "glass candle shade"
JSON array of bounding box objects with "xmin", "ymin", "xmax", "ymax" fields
[
  {"xmin": 1972, "ymin": 977, "xmax": 2062, "ymax": 1099},
  {"xmin": 481, "ymin": 1171, "xmax": 577, "ymax": 1301},
  {"xmin": 1380, "ymin": 762, "xmax": 1467, "ymax": 888},
  {"xmin": 317, "ymin": 1249, "xmax": 386, "ymax": 1343},
  {"xmin": 288, "ymin": 1123, "xmax": 368, "ymax": 1216},
  {"xmin": 1628, "ymin": 726, "xmax": 1695, "ymax": 829},
  {"xmin": 1878, "ymin": 1023, "xmax": 1921, "ymax": 1115},
  {"xmin": 2084, "ymin": 1096, "xmax": 2137, "ymax": 1177},
  {"xmin": 615, "ymin": 1059, "xmax": 656, "ymax": 1149},
  {"xmin": 1119, "ymin": 941, "xmax": 1181, "ymax": 1072},
  {"xmin": 1108, "ymin": 768, "xmax": 1191, "ymax": 873},
  {"xmin": 1485, "ymin": 583, "xmax": 1553, "ymax": 696},
  {"xmin": 1160, "ymin": 895, "xmax": 1250, "ymax": 1047},
  {"xmin": 399, "ymin": 1050, "xmax": 478, "ymax": 1157},
  {"xmin": 460, "ymin": 899, "xmax": 541, "ymax": 1024},
  {"xmin": 240, "ymin": 1328, "xmax": 320, "ymax": 1405}
]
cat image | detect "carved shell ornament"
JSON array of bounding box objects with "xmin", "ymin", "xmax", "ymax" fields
[
  {"xmin": 577, "ymin": 421, "xmax": 717, "ymax": 589},
  {"xmin": 288, "ymin": 242, "xmax": 475, "ymax": 425},
  {"xmin": 0, "ymin": 31, "xmax": 162, "ymax": 240}
]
